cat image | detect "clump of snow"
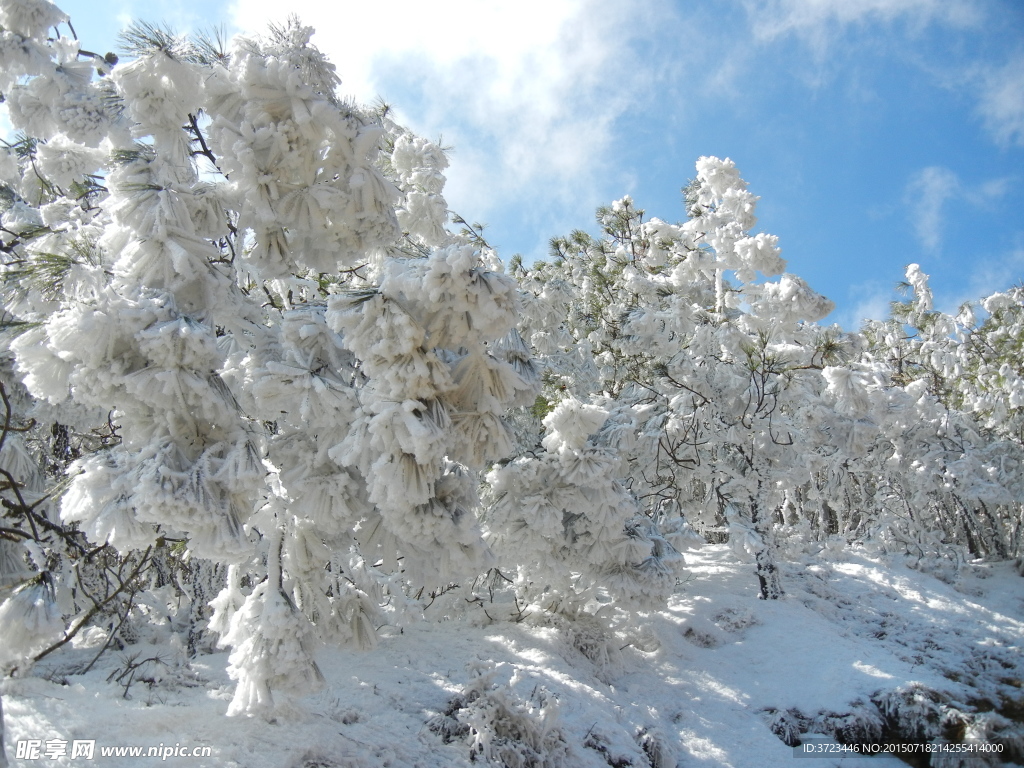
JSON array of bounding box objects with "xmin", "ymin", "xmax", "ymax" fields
[
  {"xmin": 0, "ymin": 578, "xmax": 64, "ymax": 668},
  {"xmin": 540, "ymin": 397, "xmax": 608, "ymax": 454}
]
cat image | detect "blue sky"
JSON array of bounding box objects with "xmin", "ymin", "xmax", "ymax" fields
[{"xmin": 46, "ymin": 0, "xmax": 1024, "ymax": 329}]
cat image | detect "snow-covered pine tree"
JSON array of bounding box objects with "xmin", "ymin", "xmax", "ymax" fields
[
  {"xmin": 0, "ymin": 0, "xmax": 537, "ymax": 714},
  {"xmin": 507, "ymin": 158, "xmax": 849, "ymax": 599},
  {"xmin": 485, "ymin": 394, "xmax": 685, "ymax": 616},
  {"xmin": 858, "ymin": 267, "xmax": 1024, "ymax": 560}
]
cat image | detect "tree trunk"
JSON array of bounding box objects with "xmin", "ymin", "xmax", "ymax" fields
[
  {"xmin": 754, "ymin": 545, "xmax": 784, "ymax": 600},
  {"xmin": 751, "ymin": 481, "xmax": 784, "ymax": 600}
]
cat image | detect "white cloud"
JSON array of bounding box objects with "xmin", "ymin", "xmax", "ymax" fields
[
  {"xmin": 903, "ymin": 166, "xmax": 1014, "ymax": 253},
  {"xmin": 963, "ymin": 245, "xmax": 1024, "ymax": 303},
  {"xmin": 743, "ymin": 0, "xmax": 1024, "ymax": 154},
  {"xmin": 969, "ymin": 177, "xmax": 1014, "ymax": 203},
  {"xmin": 904, "ymin": 166, "xmax": 960, "ymax": 253},
  {"xmin": 743, "ymin": 0, "xmax": 981, "ymax": 47},
  {"xmin": 838, "ymin": 280, "xmax": 894, "ymax": 330},
  {"xmin": 227, "ymin": 0, "xmax": 670, "ymax": 249},
  {"xmin": 975, "ymin": 53, "xmax": 1024, "ymax": 147}
]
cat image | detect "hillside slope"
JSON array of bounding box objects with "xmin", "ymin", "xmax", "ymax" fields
[{"xmin": 3, "ymin": 545, "xmax": 1022, "ymax": 767}]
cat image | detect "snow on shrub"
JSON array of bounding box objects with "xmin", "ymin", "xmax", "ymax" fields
[{"xmin": 428, "ymin": 661, "xmax": 573, "ymax": 767}]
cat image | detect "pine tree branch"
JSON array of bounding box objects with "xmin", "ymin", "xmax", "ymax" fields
[{"xmin": 33, "ymin": 547, "xmax": 153, "ymax": 663}]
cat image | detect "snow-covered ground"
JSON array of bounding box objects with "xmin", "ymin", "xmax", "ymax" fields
[{"xmin": 3, "ymin": 545, "xmax": 1022, "ymax": 767}]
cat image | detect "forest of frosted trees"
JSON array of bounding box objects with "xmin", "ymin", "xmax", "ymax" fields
[{"xmin": 0, "ymin": 1, "xmax": 1021, "ymax": 762}]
